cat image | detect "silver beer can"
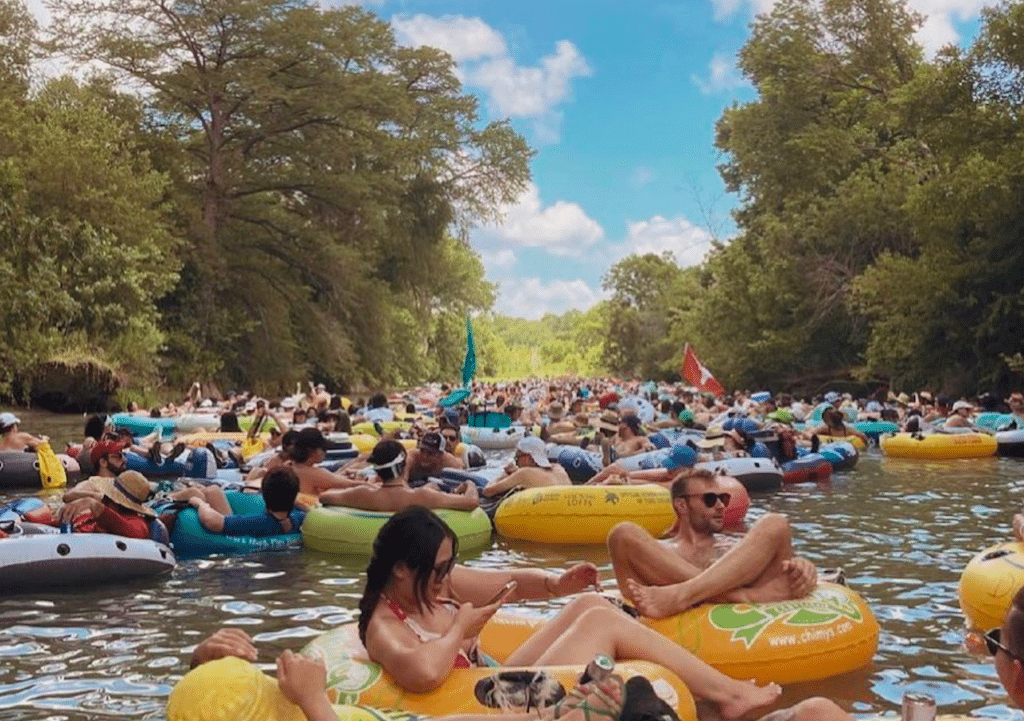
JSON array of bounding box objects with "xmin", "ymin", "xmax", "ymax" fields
[{"xmin": 901, "ymin": 692, "xmax": 936, "ymax": 721}]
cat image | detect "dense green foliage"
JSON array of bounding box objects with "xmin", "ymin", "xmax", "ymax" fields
[{"xmin": 0, "ymin": 0, "xmax": 530, "ymax": 402}]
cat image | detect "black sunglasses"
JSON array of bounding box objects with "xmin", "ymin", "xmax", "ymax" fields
[
  {"xmin": 683, "ymin": 492, "xmax": 731, "ymax": 508},
  {"xmin": 984, "ymin": 628, "xmax": 1023, "ymax": 661},
  {"xmin": 433, "ymin": 554, "xmax": 457, "ymax": 580}
]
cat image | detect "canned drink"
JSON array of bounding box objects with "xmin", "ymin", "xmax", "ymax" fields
[
  {"xmin": 579, "ymin": 654, "xmax": 615, "ymax": 685},
  {"xmin": 901, "ymin": 692, "xmax": 936, "ymax": 721}
]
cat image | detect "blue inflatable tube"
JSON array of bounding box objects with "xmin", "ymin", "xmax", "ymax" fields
[
  {"xmin": 169, "ymin": 491, "xmax": 302, "ymax": 558},
  {"xmin": 818, "ymin": 441, "xmax": 859, "ymax": 471},
  {"xmin": 110, "ymin": 414, "xmax": 177, "ymax": 439},
  {"xmin": 553, "ymin": 446, "xmax": 603, "ymax": 483}
]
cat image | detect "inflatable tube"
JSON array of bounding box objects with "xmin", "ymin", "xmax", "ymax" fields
[
  {"xmin": 302, "ymin": 506, "xmax": 491, "ymax": 555},
  {"xmin": 473, "ymin": 585, "xmax": 877, "ymax": 686},
  {"xmin": 349, "ymin": 435, "xmax": 417, "ymax": 454},
  {"xmin": 996, "ymin": 429, "xmax": 1024, "ymax": 458},
  {"xmin": 303, "ymin": 623, "xmax": 697, "ymax": 719},
  {"xmin": 780, "ymin": 455, "xmax": 833, "ymax": 484},
  {"xmin": 0, "ymin": 533, "xmax": 175, "ymax": 593},
  {"xmin": 548, "ymin": 445, "xmax": 603, "ymax": 483},
  {"xmin": 462, "ymin": 426, "xmax": 527, "ymax": 450},
  {"xmin": 110, "ymin": 413, "xmax": 176, "ymax": 438},
  {"xmin": 881, "ymin": 432, "xmax": 997, "ymax": 460},
  {"xmin": 459, "ymin": 443, "xmax": 486, "ymax": 469},
  {"xmin": 167, "ymin": 489, "xmax": 301, "ymax": 557},
  {"xmin": 818, "ymin": 441, "xmax": 859, "ymax": 472},
  {"xmin": 170, "ymin": 491, "xmax": 302, "ymax": 558},
  {"xmin": 174, "ymin": 414, "xmax": 221, "ymax": 433},
  {"xmin": 958, "ymin": 541, "xmax": 1024, "ymax": 632},
  {"xmin": 719, "ymin": 476, "xmax": 749, "ymax": 528},
  {"xmin": 494, "ymin": 485, "xmax": 675, "ymax": 544},
  {"xmin": 351, "ymin": 421, "xmax": 412, "ymax": 438},
  {"xmin": 695, "ymin": 457, "xmax": 783, "ymax": 493},
  {"xmin": 854, "ymin": 421, "xmax": 899, "ymax": 441},
  {"xmin": 976, "ymin": 412, "xmax": 1013, "ymax": 432},
  {"xmin": 0, "ymin": 451, "xmax": 40, "ymax": 489},
  {"xmin": 175, "ymin": 431, "xmax": 267, "ymax": 447},
  {"xmin": 615, "ymin": 448, "xmax": 671, "ymax": 473},
  {"xmin": 816, "ymin": 434, "xmax": 866, "ymax": 452}
]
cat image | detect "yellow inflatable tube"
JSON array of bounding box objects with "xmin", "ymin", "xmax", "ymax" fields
[
  {"xmin": 302, "ymin": 623, "xmax": 696, "ymax": 718},
  {"xmin": 959, "ymin": 541, "xmax": 1024, "ymax": 631},
  {"xmin": 817, "ymin": 435, "xmax": 866, "ymax": 451},
  {"xmin": 494, "ymin": 485, "xmax": 676, "ymax": 544},
  {"xmin": 351, "ymin": 435, "xmax": 417, "ymax": 454},
  {"xmin": 479, "ymin": 584, "xmax": 878, "ymax": 686},
  {"xmin": 881, "ymin": 432, "xmax": 997, "ymax": 459}
]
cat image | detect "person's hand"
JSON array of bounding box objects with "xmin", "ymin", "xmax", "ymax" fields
[
  {"xmin": 455, "ymin": 599, "xmax": 504, "ymax": 639},
  {"xmin": 504, "ymin": 461, "xmax": 517, "ymax": 474},
  {"xmin": 606, "ymin": 474, "xmax": 626, "ymax": 486},
  {"xmin": 276, "ymin": 650, "xmax": 328, "ymax": 709},
  {"xmin": 189, "ymin": 628, "xmax": 258, "ymax": 668},
  {"xmin": 555, "ymin": 562, "xmax": 602, "ymax": 595},
  {"xmin": 188, "ymin": 496, "xmax": 203, "ymax": 508},
  {"xmin": 58, "ymin": 497, "xmax": 102, "ymax": 522},
  {"xmin": 783, "ymin": 557, "xmax": 818, "ymax": 597}
]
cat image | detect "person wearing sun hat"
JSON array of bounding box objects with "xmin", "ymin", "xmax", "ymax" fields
[
  {"xmin": 57, "ymin": 470, "xmax": 159, "ymax": 539},
  {"xmin": 944, "ymin": 399, "xmax": 977, "ymax": 430},
  {"xmin": 481, "ymin": 435, "xmax": 570, "ymax": 498},
  {"xmin": 0, "ymin": 411, "xmax": 49, "ymax": 452}
]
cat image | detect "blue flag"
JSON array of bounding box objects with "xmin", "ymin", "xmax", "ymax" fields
[{"xmin": 461, "ymin": 316, "xmax": 476, "ymax": 388}]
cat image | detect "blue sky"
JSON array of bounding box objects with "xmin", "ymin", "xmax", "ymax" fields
[{"xmin": 26, "ymin": 0, "xmax": 989, "ymax": 318}]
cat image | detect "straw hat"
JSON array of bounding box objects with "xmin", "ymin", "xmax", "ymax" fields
[
  {"xmin": 167, "ymin": 656, "xmax": 304, "ymax": 721},
  {"xmin": 597, "ymin": 411, "xmax": 619, "ymax": 432},
  {"xmin": 97, "ymin": 471, "xmax": 155, "ymax": 517},
  {"xmin": 697, "ymin": 425, "xmax": 727, "ymax": 449}
]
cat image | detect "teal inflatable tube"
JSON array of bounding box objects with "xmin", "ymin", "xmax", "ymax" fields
[
  {"xmin": 170, "ymin": 491, "xmax": 302, "ymax": 558},
  {"xmin": 110, "ymin": 413, "xmax": 176, "ymax": 439}
]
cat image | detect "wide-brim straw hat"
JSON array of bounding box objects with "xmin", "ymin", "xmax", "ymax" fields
[{"xmin": 97, "ymin": 471, "xmax": 156, "ymax": 517}]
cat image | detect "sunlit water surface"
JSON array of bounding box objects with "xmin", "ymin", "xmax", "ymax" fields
[{"xmin": 2, "ymin": 408, "xmax": 1024, "ymax": 719}]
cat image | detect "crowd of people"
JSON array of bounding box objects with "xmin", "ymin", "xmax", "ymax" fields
[{"xmin": 6, "ymin": 376, "xmax": 1024, "ymax": 720}]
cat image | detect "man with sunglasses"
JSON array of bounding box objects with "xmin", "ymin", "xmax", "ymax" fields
[
  {"xmin": 609, "ymin": 469, "xmax": 818, "ymax": 620},
  {"xmin": 405, "ymin": 431, "xmax": 465, "ymax": 487}
]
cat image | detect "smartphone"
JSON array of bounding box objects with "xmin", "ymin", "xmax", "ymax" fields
[{"xmin": 484, "ymin": 580, "xmax": 517, "ymax": 606}]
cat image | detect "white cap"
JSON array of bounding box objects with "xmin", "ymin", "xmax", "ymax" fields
[
  {"xmin": 281, "ymin": 397, "xmax": 297, "ymax": 409},
  {"xmin": 0, "ymin": 412, "xmax": 20, "ymax": 428},
  {"xmin": 515, "ymin": 435, "xmax": 551, "ymax": 468},
  {"xmin": 952, "ymin": 400, "xmax": 973, "ymax": 412}
]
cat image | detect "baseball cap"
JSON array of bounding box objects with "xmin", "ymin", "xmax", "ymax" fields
[
  {"xmin": 515, "ymin": 436, "xmax": 551, "ymax": 468},
  {"xmin": 91, "ymin": 438, "xmax": 129, "ymax": 468},
  {"xmin": 418, "ymin": 431, "xmax": 444, "ymax": 454},
  {"xmin": 952, "ymin": 400, "xmax": 973, "ymax": 412},
  {"xmin": 661, "ymin": 444, "xmax": 697, "ymax": 471}
]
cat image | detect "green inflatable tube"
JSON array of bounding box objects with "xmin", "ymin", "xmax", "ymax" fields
[
  {"xmin": 302, "ymin": 505, "xmax": 492, "ymax": 555},
  {"xmin": 170, "ymin": 491, "xmax": 302, "ymax": 558}
]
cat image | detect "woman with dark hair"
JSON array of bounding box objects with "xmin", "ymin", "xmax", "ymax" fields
[
  {"xmin": 76, "ymin": 414, "xmax": 108, "ymax": 475},
  {"xmin": 219, "ymin": 412, "xmax": 242, "ymax": 433},
  {"xmin": 358, "ymin": 506, "xmax": 780, "ymax": 718},
  {"xmin": 803, "ymin": 408, "xmax": 868, "ymax": 446}
]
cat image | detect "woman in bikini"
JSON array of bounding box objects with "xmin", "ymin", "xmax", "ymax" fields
[
  {"xmin": 803, "ymin": 408, "xmax": 869, "ymax": 447},
  {"xmin": 358, "ymin": 506, "xmax": 781, "ymax": 719}
]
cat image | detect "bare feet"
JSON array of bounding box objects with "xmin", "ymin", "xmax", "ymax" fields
[
  {"xmin": 718, "ymin": 679, "xmax": 782, "ymax": 720},
  {"xmin": 625, "ymin": 579, "xmax": 687, "ymax": 619}
]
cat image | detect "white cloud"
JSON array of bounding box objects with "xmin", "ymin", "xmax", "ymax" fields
[
  {"xmin": 391, "ymin": 14, "xmax": 506, "ymax": 62},
  {"xmin": 691, "ymin": 52, "xmax": 747, "ymax": 95},
  {"xmin": 495, "ymin": 277, "xmax": 606, "ymax": 319},
  {"xmin": 391, "ymin": 15, "xmax": 590, "ymax": 142},
  {"xmin": 479, "ymin": 248, "xmax": 517, "ymax": 269},
  {"xmin": 619, "ymin": 215, "xmax": 714, "ymax": 267},
  {"xmin": 475, "ymin": 182, "xmax": 604, "ymax": 257},
  {"xmin": 708, "ymin": 0, "xmax": 997, "ymax": 55}
]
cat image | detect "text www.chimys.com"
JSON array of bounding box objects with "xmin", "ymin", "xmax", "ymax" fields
[{"xmin": 767, "ymin": 621, "xmax": 853, "ymax": 647}]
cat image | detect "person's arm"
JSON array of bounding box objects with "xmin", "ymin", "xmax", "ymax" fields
[
  {"xmin": 276, "ymin": 651, "xmax": 336, "ymax": 721},
  {"xmin": 314, "ymin": 468, "xmax": 369, "ymax": 493},
  {"xmin": 319, "ymin": 487, "xmax": 366, "ymax": 507},
  {"xmin": 440, "ymin": 452, "xmax": 466, "ymax": 471},
  {"xmin": 447, "ymin": 562, "xmax": 600, "ymax": 605},
  {"xmin": 189, "ymin": 497, "xmax": 226, "ymax": 533},
  {"xmin": 190, "ymin": 628, "xmax": 259, "ymax": 668},
  {"xmin": 624, "ymin": 468, "xmax": 672, "ymax": 485},
  {"xmin": 481, "ymin": 469, "xmax": 526, "ymax": 498},
  {"xmin": 417, "ymin": 484, "xmax": 479, "ymax": 511},
  {"xmin": 62, "ymin": 480, "xmax": 104, "ymax": 503}
]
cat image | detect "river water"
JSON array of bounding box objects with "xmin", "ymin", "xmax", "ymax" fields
[{"xmin": 1, "ymin": 408, "xmax": 1023, "ymax": 719}]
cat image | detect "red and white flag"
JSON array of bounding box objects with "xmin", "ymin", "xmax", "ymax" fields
[{"xmin": 682, "ymin": 344, "xmax": 725, "ymax": 397}]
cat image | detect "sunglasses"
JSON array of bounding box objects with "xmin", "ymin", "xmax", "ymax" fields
[
  {"xmin": 433, "ymin": 554, "xmax": 457, "ymax": 581},
  {"xmin": 984, "ymin": 628, "xmax": 1023, "ymax": 661},
  {"xmin": 683, "ymin": 492, "xmax": 731, "ymax": 508}
]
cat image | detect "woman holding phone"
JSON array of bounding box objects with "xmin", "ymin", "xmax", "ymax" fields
[{"xmin": 358, "ymin": 506, "xmax": 781, "ymax": 720}]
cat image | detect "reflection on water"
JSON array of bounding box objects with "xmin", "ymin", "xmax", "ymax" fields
[{"xmin": 3, "ymin": 413, "xmax": 1024, "ymax": 719}]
